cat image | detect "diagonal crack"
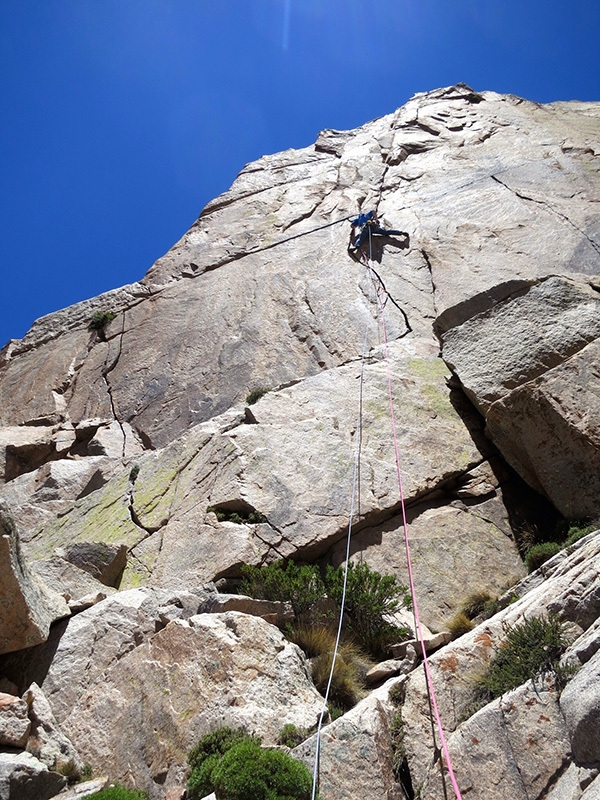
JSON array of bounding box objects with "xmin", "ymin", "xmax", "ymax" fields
[{"xmin": 491, "ymin": 174, "xmax": 600, "ymax": 258}]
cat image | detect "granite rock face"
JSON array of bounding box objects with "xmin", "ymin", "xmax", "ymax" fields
[{"xmin": 0, "ymin": 85, "xmax": 599, "ymax": 799}]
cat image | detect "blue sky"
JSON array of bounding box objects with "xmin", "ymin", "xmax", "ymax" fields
[{"xmin": 1, "ymin": 0, "xmax": 599, "ymax": 347}]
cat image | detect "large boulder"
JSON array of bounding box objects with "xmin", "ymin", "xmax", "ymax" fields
[
  {"xmin": 59, "ymin": 612, "xmax": 325, "ymax": 798},
  {"xmin": 440, "ymin": 276, "xmax": 600, "ymax": 517},
  {"xmin": 0, "ymin": 750, "xmax": 66, "ymax": 800}
]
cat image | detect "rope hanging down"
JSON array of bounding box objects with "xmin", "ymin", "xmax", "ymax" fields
[
  {"xmin": 310, "ymin": 266, "xmax": 374, "ymax": 800},
  {"xmin": 365, "ymin": 228, "xmax": 463, "ymax": 800}
]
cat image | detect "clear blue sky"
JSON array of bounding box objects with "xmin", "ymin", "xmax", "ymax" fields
[{"xmin": 1, "ymin": 0, "xmax": 598, "ymax": 347}]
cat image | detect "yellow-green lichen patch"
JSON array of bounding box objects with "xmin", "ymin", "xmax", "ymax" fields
[
  {"xmin": 407, "ymin": 357, "xmax": 460, "ymax": 421},
  {"xmin": 26, "ymin": 470, "xmax": 139, "ymax": 560}
]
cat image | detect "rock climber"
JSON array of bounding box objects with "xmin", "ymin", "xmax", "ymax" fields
[{"xmin": 348, "ymin": 210, "xmax": 408, "ymax": 252}]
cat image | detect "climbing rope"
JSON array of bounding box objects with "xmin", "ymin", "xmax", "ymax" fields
[
  {"xmin": 309, "ymin": 242, "xmax": 375, "ymax": 800},
  {"xmin": 365, "ymin": 228, "xmax": 463, "ymax": 800}
]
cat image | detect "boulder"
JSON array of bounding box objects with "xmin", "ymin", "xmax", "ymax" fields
[
  {"xmin": 40, "ymin": 588, "xmax": 170, "ymax": 723},
  {"xmin": 0, "ymin": 692, "xmax": 30, "ymax": 748},
  {"xmin": 560, "ymin": 649, "xmax": 600, "ymax": 764},
  {"xmin": 440, "ymin": 277, "xmax": 600, "ymax": 517},
  {"xmin": 59, "ymin": 612, "xmax": 325, "ymax": 797},
  {"xmin": 0, "ymin": 505, "xmax": 69, "ymax": 655},
  {"xmin": 0, "ymin": 750, "xmax": 66, "ymax": 800},
  {"xmin": 53, "ymin": 777, "xmax": 110, "ymax": 799},
  {"xmin": 293, "ymin": 677, "xmax": 406, "ymax": 800},
  {"xmin": 416, "ymin": 676, "xmax": 570, "ymax": 800}
]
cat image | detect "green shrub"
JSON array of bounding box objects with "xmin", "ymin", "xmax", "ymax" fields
[
  {"xmin": 89, "ymin": 310, "xmax": 116, "ymax": 330},
  {"xmin": 240, "ymin": 561, "xmax": 325, "ymax": 620},
  {"xmin": 188, "ymin": 728, "xmax": 260, "ymax": 800},
  {"xmin": 189, "ymin": 734, "xmax": 316, "ymax": 800},
  {"xmin": 246, "ymin": 387, "xmax": 271, "ymax": 405},
  {"xmin": 325, "ymin": 562, "xmax": 411, "ymax": 657},
  {"xmin": 86, "ymin": 787, "xmax": 148, "ymax": 800},
  {"xmin": 564, "ymin": 521, "xmax": 599, "ymax": 547},
  {"xmin": 481, "ymin": 614, "xmax": 568, "ymax": 699},
  {"xmin": 208, "ymin": 506, "xmax": 267, "ymax": 525},
  {"xmin": 525, "ymin": 542, "xmax": 561, "ymax": 572}
]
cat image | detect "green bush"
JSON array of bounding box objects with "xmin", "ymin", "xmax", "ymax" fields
[
  {"xmin": 246, "ymin": 387, "xmax": 271, "ymax": 405},
  {"xmin": 208, "ymin": 506, "xmax": 267, "ymax": 525},
  {"xmin": 86, "ymin": 787, "xmax": 147, "ymax": 800},
  {"xmin": 89, "ymin": 310, "xmax": 116, "ymax": 330},
  {"xmin": 187, "ymin": 728, "xmax": 316, "ymax": 800},
  {"xmin": 240, "ymin": 561, "xmax": 325, "ymax": 619},
  {"xmin": 325, "ymin": 562, "xmax": 411, "ymax": 657},
  {"xmin": 564, "ymin": 521, "xmax": 599, "ymax": 547},
  {"xmin": 481, "ymin": 614, "xmax": 568, "ymax": 699},
  {"xmin": 211, "ymin": 740, "xmax": 314, "ymax": 800},
  {"xmin": 525, "ymin": 542, "xmax": 561, "ymax": 572},
  {"xmin": 188, "ymin": 728, "xmax": 260, "ymax": 800}
]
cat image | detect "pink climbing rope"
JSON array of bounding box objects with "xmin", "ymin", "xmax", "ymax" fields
[{"xmin": 366, "ymin": 235, "xmax": 463, "ymax": 800}]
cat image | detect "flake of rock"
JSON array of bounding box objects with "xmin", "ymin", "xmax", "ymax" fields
[
  {"xmin": 198, "ymin": 593, "xmax": 294, "ymax": 624},
  {"xmin": 24, "ymin": 682, "xmax": 82, "ymax": 776},
  {"xmin": 31, "ymin": 555, "xmax": 115, "ymax": 605},
  {"xmin": 0, "ymin": 691, "xmax": 31, "ymax": 747},
  {"xmin": 560, "ymin": 649, "xmax": 600, "ymax": 764},
  {"xmin": 0, "ymin": 457, "xmax": 115, "ymax": 544},
  {"xmin": 55, "ymin": 542, "xmax": 128, "ymax": 587},
  {"xmin": 0, "ymin": 505, "xmax": 69, "ymax": 655}
]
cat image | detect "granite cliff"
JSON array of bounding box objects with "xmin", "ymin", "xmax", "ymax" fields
[{"xmin": 0, "ymin": 84, "xmax": 599, "ymax": 799}]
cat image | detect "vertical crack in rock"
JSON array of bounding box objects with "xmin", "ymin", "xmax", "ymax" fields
[
  {"xmin": 491, "ymin": 174, "xmax": 600, "ymax": 257},
  {"xmin": 420, "ymin": 249, "xmax": 438, "ymax": 316},
  {"xmin": 101, "ymin": 312, "xmax": 127, "ymax": 458}
]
